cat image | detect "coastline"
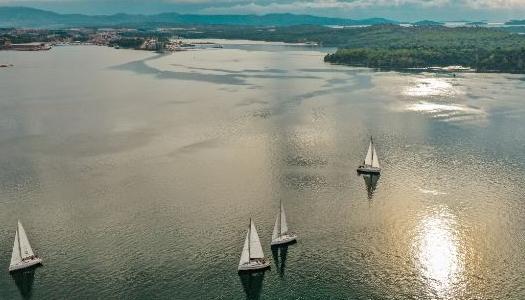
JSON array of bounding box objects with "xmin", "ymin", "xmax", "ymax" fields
[{"xmin": 324, "ymin": 49, "xmax": 525, "ymax": 74}]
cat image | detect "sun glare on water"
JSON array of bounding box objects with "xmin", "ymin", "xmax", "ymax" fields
[
  {"xmin": 399, "ymin": 77, "xmax": 487, "ymax": 124},
  {"xmin": 415, "ymin": 212, "xmax": 465, "ymax": 298},
  {"xmin": 404, "ymin": 78, "xmax": 457, "ymax": 98}
]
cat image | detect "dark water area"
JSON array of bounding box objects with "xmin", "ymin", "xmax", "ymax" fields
[{"xmin": 0, "ymin": 42, "xmax": 524, "ymax": 299}]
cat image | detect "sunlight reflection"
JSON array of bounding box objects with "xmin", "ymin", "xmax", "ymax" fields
[
  {"xmin": 418, "ymin": 187, "xmax": 447, "ymax": 196},
  {"xmin": 404, "ymin": 78, "xmax": 456, "ymax": 97},
  {"xmin": 405, "ymin": 101, "xmax": 487, "ymax": 124},
  {"xmin": 416, "ymin": 212, "xmax": 464, "ymax": 298},
  {"xmin": 406, "ymin": 102, "xmax": 467, "ymax": 113},
  {"xmin": 400, "ymin": 77, "xmax": 489, "ymax": 124}
]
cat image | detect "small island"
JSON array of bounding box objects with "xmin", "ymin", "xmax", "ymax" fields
[{"xmin": 505, "ymin": 20, "xmax": 525, "ymax": 26}]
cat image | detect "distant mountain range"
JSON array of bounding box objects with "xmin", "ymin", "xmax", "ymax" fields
[{"xmin": 0, "ymin": 7, "xmax": 399, "ymax": 28}]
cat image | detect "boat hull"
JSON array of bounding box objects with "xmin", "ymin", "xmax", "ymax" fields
[
  {"xmin": 271, "ymin": 234, "xmax": 297, "ymax": 246},
  {"xmin": 238, "ymin": 259, "xmax": 271, "ymax": 272},
  {"xmin": 9, "ymin": 258, "xmax": 42, "ymax": 272},
  {"xmin": 357, "ymin": 166, "xmax": 381, "ymax": 174}
]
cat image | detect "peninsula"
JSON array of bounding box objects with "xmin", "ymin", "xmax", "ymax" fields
[{"xmin": 323, "ymin": 26, "xmax": 525, "ymax": 73}]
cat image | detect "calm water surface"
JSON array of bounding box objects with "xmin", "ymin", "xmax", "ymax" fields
[{"xmin": 0, "ymin": 42, "xmax": 524, "ymax": 299}]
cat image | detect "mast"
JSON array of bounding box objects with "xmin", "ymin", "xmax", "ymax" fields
[
  {"xmin": 17, "ymin": 227, "xmax": 21, "ymax": 261},
  {"xmin": 279, "ymin": 200, "xmax": 282, "ymax": 237},
  {"xmin": 370, "ymin": 136, "xmax": 374, "ymax": 166},
  {"xmin": 248, "ymin": 218, "xmax": 251, "ymax": 260}
]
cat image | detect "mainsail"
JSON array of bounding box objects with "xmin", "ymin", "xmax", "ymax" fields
[
  {"xmin": 249, "ymin": 220, "xmax": 264, "ymax": 259},
  {"xmin": 280, "ymin": 203, "xmax": 288, "ymax": 235},
  {"xmin": 272, "ymin": 214, "xmax": 280, "ymax": 240},
  {"xmin": 272, "ymin": 202, "xmax": 289, "ymax": 240},
  {"xmin": 372, "ymin": 147, "xmax": 380, "ymax": 168}
]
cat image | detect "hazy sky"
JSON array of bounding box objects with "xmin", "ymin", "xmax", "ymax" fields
[{"xmin": 1, "ymin": 0, "xmax": 525, "ymax": 21}]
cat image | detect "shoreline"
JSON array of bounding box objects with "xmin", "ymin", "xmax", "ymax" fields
[{"xmin": 324, "ymin": 61, "xmax": 525, "ymax": 75}]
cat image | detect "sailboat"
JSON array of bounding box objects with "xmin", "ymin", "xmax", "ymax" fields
[
  {"xmin": 357, "ymin": 136, "xmax": 381, "ymax": 174},
  {"xmin": 271, "ymin": 201, "xmax": 297, "ymax": 246},
  {"xmin": 9, "ymin": 221, "xmax": 42, "ymax": 272},
  {"xmin": 238, "ymin": 219, "xmax": 271, "ymax": 272}
]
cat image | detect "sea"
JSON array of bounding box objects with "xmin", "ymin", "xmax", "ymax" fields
[{"xmin": 0, "ymin": 41, "xmax": 524, "ymax": 299}]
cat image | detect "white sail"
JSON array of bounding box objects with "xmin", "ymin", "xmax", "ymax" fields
[
  {"xmin": 249, "ymin": 220, "xmax": 264, "ymax": 259},
  {"xmin": 272, "ymin": 214, "xmax": 280, "ymax": 240},
  {"xmin": 280, "ymin": 204, "xmax": 288, "ymax": 235},
  {"xmin": 372, "ymin": 147, "xmax": 380, "ymax": 168},
  {"xmin": 17, "ymin": 221, "xmax": 35, "ymax": 259},
  {"xmin": 239, "ymin": 231, "xmax": 250, "ymax": 266},
  {"xmin": 10, "ymin": 230, "xmax": 22, "ymax": 268},
  {"xmin": 364, "ymin": 141, "xmax": 373, "ymax": 166}
]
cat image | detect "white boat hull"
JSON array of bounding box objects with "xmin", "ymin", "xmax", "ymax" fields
[
  {"xmin": 9, "ymin": 257, "xmax": 42, "ymax": 272},
  {"xmin": 271, "ymin": 234, "xmax": 297, "ymax": 246},
  {"xmin": 238, "ymin": 259, "xmax": 271, "ymax": 272},
  {"xmin": 357, "ymin": 166, "xmax": 381, "ymax": 174}
]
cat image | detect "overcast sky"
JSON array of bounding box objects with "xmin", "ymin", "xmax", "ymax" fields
[{"xmin": 1, "ymin": 0, "xmax": 525, "ymax": 21}]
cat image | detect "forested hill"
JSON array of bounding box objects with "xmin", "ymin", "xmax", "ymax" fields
[{"xmin": 323, "ymin": 26, "xmax": 525, "ymax": 73}]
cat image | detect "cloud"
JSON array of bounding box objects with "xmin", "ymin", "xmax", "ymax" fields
[
  {"xmin": 202, "ymin": 0, "xmax": 447, "ymax": 14},
  {"xmin": 464, "ymin": 0, "xmax": 525, "ymax": 9},
  {"xmin": 200, "ymin": 0, "xmax": 525, "ymax": 16},
  {"xmin": 3, "ymin": 0, "xmax": 524, "ymax": 7},
  {"xmin": 176, "ymin": 0, "xmax": 525, "ymax": 9}
]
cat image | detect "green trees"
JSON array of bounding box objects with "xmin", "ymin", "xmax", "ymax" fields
[
  {"xmin": 324, "ymin": 26, "xmax": 525, "ymax": 73},
  {"xmin": 325, "ymin": 47, "xmax": 525, "ymax": 73}
]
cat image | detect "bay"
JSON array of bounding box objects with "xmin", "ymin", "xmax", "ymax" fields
[{"xmin": 0, "ymin": 42, "xmax": 524, "ymax": 299}]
